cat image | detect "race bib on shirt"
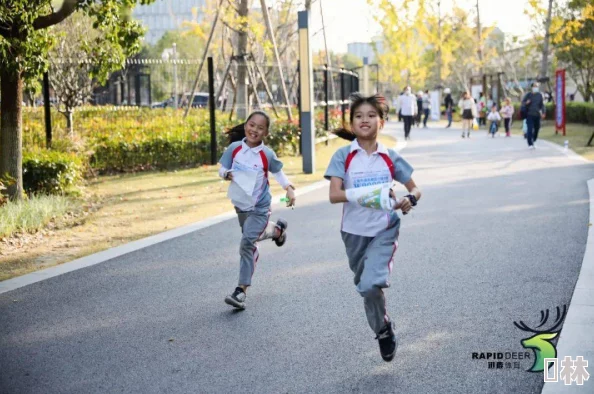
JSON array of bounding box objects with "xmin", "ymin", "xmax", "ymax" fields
[{"xmin": 350, "ymin": 170, "xmax": 391, "ymax": 189}]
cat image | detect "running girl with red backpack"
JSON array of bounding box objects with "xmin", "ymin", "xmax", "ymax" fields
[
  {"xmin": 218, "ymin": 111, "xmax": 296, "ymax": 310},
  {"xmin": 325, "ymin": 94, "xmax": 422, "ymax": 362}
]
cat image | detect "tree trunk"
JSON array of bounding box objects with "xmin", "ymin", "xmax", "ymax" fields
[
  {"xmin": 236, "ymin": 0, "xmax": 249, "ymax": 119},
  {"xmin": 540, "ymin": 0, "xmax": 554, "ymax": 80},
  {"xmin": 260, "ymin": 0, "xmax": 293, "ymax": 120},
  {"xmin": 476, "ymin": 0, "xmax": 486, "ymax": 95},
  {"xmin": 64, "ymin": 109, "xmax": 74, "ymax": 136},
  {"xmin": 0, "ymin": 69, "xmax": 24, "ymax": 200}
]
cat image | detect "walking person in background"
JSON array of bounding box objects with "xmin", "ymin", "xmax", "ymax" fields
[
  {"xmin": 398, "ymin": 88, "xmax": 404, "ymax": 122},
  {"xmin": 477, "ymin": 92, "xmax": 487, "ymax": 127},
  {"xmin": 422, "ymin": 90, "xmax": 431, "ymax": 128},
  {"xmin": 444, "ymin": 88, "xmax": 454, "ymax": 128},
  {"xmin": 521, "ymin": 82, "xmax": 546, "ymax": 149},
  {"xmin": 415, "ymin": 91, "xmax": 423, "ymax": 127},
  {"xmin": 458, "ymin": 91, "xmax": 477, "ymax": 139},
  {"xmin": 500, "ymin": 98, "xmax": 514, "ymax": 137},
  {"xmin": 398, "ymin": 86, "xmax": 417, "ymax": 140}
]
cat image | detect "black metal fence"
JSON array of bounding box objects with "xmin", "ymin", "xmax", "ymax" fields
[
  {"xmin": 26, "ymin": 57, "xmax": 360, "ymax": 168},
  {"xmin": 311, "ymin": 65, "xmax": 359, "ymax": 129}
]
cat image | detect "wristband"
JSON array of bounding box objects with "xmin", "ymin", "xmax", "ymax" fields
[{"xmin": 405, "ymin": 194, "xmax": 417, "ymax": 206}]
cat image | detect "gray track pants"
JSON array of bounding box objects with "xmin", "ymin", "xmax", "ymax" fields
[
  {"xmin": 341, "ymin": 223, "xmax": 399, "ymax": 334},
  {"xmin": 236, "ymin": 208, "xmax": 277, "ymax": 286}
]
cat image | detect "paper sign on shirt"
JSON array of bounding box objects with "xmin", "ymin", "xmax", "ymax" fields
[
  {"xmin": 350, "ymin": 170, "xmax": 391, "ymax": 189},
  {"xmin": 227, "ymin": 170, "xmax": 258, "ymax": 210}
]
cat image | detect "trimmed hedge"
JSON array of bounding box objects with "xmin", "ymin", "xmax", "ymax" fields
[
  {"xmin": 23, "ymin": 150, "xmax": 83, "ymax": 195},
  {"xmin": 23, "ymin": 107, "xmax": 339, "ymax": 176}
]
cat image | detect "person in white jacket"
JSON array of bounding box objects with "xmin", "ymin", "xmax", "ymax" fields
[
  {"xmin": 398, "ymin": 86, "xmax": 418, "ymax": 140},
  {"xmin": 457, "ymin": 91, "xmax": 477, "ymax": 139}
]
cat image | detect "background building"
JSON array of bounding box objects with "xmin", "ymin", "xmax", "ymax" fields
[
  {"xmin": 347, "ymin": 37, "xmax": 383, "ymax": 64},
  {"xmin": 133, "ymin": 0, "xmax": 206, "ymax": 45}
]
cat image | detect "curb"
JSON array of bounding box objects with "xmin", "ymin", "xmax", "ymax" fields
[
  {"xmin": 541, "ymin": 178, "xmax": 594, "ymax": 393},
  {"xmin": 0, "ymin": 132, "xmax": 405, "ymax": 295},
  {"xmin": 538, "ymin": 139, "xmax": 590, "ymax": 163}
]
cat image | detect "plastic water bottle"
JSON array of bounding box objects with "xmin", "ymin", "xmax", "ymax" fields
[{"xmin": 564, "ymin": 140, "xmax": 569, "ymax": 152}]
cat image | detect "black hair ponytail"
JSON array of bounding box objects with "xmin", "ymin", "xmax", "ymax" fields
[{"xmin": 332, "ymin": 128, "xmax": 357, "ymax": 141}]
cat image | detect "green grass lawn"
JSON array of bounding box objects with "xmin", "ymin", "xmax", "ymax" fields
[
  {"xmin": 512, "ymin": 121, "xmax": 594, "ymax": 161},
  {"xmin": 1, "ymin": 134, "xmax": 396, "ymax": 281}
]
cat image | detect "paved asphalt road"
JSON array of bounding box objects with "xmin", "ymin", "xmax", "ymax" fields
[{"xmin": 1, "ymin": 123, "xmax": 592, "ymax": 394}]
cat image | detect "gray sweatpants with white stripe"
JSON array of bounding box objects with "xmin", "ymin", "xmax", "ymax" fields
[
  {"xmin": 341, "ymin": 222, "xmax": 399, "ymax": 334},
  {"xmin": 236, "ymin": 208, "xmax": 278, "ymax": 286}
]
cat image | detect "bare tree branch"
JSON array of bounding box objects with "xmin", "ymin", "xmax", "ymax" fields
[
  {"xmin": 33, "ymin": 0, "xmax": 80, "ymax": 30},
  {"xmin": 221, "ymin": 19, "xmax": 242, "ymax": 35}
]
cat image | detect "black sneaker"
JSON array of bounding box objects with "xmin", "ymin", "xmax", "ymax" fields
[
  {"xmin": 273, "ymin": 219, "xmax": 288, "ymax": 247},
  {"xmin": 224, "ymin": 287, "xmax": 246, "ymax": 309},
  {"xmin": 376, "ymin": 322, "xmax": 398, "ymax": 362}
]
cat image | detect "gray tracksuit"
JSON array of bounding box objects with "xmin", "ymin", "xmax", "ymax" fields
[
  {"xmin": 219, "ymin": 140, "xmax": 285, "ymax": 286},
  {"xmin": 325, "ymin": 140, "xmax": 414, "ymax": 334}
]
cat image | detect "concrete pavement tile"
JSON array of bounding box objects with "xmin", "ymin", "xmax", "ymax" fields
[
  {"xmin": 563, "ymin": 305, "xmax": 594, "ymax": 325},
  {"xmin": 575, "ymin": 269, "xmax": 594, "ymax": 288},
  {"xmin": 558, "ymin": 323, "xmax": 594, "ymax": 355},
  {"xmin": 570, "ymin": 288, "xmax": 594, "ymax": 305}
]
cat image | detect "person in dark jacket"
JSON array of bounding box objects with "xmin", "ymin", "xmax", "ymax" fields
[
  {"xmin": 443, "ymin": 88, "xmax": 454, "ymax": 128},
  {"xmin": 521, "ymin": 82, "xmax": 545, "ymax": 149},
  {"xmin": 415, "ymin": 91, "xmax": 423, "ymax": 127}
]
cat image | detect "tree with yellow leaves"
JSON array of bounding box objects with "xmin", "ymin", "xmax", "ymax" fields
[
  {"xmin": 369, "ymin": 0, "xmax": 431, "ymax": 91},
  {"xmin": 369, "ymin": 0, "xmax": 495, "ymax": 96},
  {"xmin": 552, "ymin": 0, "xmax": 594, "ymax": 101}
]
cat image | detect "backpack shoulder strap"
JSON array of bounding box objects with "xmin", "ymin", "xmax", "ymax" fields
[
  {"xmin": 378, "ymin": 152, "xmax": 396, "ymax": 179},
  {"xmin": 259, "ymin": 150, "xmax": 268, "ymax": 178},
  {"xmin": 344, "ymin": 150, "xmax": 358, "ymax": 173},
  {"xmin": 231, "ymin": 144, "xmax": 242, "ymax": 161}
]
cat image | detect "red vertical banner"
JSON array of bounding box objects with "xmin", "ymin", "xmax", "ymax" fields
[{"xmin": 555, "ymin": 69, "xmax": 566, "ymax": 136}]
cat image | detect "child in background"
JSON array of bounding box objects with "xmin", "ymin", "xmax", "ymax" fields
[
  {"xmin": 218, "ymin": 111, "xmax": 296, "ymax": 310},
  {"xmin": 487, "ymin": 104, "xmax": 502, "ymax": 137},
  {"xmin": 500, "ymin": 98, "xmax": 514, "ymax": 137},
  {"xmin": 325, "ymin": 93, "xmax": 422, "ymax": 362}
]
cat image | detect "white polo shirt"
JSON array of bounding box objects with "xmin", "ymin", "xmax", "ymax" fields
[
  {"xmin": 218, "ymin": 139, "xmax": 291, "ymax": 211},
  {"xmin": 325, "ymin": 140, "xmax": 414, "ymax": 237}
]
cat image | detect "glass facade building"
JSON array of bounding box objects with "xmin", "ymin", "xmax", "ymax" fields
[{"xmin": 133, "ymin": 0, "xmax": 206, "ymax": 44}]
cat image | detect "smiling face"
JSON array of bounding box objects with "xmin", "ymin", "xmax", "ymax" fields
[
  {"xmin": 352, "ymin": 103, "xmax": 383, "ymax": 141},
  {"xmin": 244, "ymin": 114, "xmax": 269, "ymax": 147}
]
